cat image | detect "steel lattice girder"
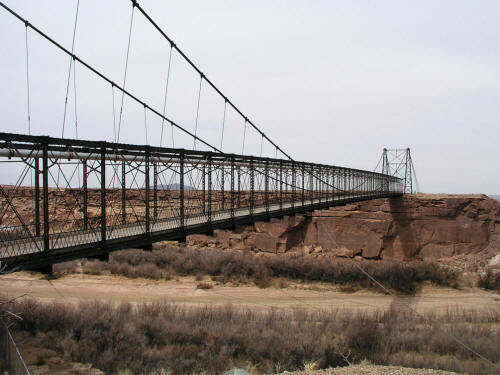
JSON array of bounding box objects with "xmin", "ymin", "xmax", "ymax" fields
[{"xmin": 0, "ymin": 132, "xmax": 403, "ymax": 271}]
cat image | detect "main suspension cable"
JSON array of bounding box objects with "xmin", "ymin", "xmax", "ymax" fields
[
  {"xmin": 0, "ymin": 2, "xmax": 222, "ymax": 153},
  {"xmin": 117, "ymin": 4, "xmax": 135, "ymax": 142},
  {"xmin": 129, "ymin": 0, "xmax": 294, "ymax": 161},
  {"xmin": 61, "ymin": 0, "xmax": 80, "ymax": 138}
]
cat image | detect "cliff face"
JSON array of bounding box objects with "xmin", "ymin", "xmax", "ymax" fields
[{"xmin": 187, "ymin": 195, "xmax": 500, "ymax": 261}]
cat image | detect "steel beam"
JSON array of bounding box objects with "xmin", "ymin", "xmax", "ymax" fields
[
  {"xmin": 249, "ymin": 160, "xmax": 254, "ymax": 216},
  {"xmin": 202, "ymin": 164, "xmax": 206, "ymax": 215},
  {"xmin": 121, "ymin": 161, "xmax": 126, "ymax": 224},
  {"xmin": 34, "ymin": 158, "xmax": 40, "ymax": 237},
  {"xmin": 100, "ymin": 147, "xmax": 106, "ymax": 244},
  {"xmin": 145, "ymin": 152, "xmax": 150, "ymax": 234},
  {"xmin": 207, "ymin": 156, "xmax": 212, "ymax": 224},
  {"xmin": 265, "ymin": 161, "xmax": 269, "ymax": 215},
  {"xmin": 179, "ymin": 153, "xmax": 185, "ymax": 228},
  {"xmin": 42, "ymin": 144, "xmax": 49, "ymax": 252},
  {"xmin": 221, "ymin": 163, "xmax": 225, "ymax": 212},
  {"xmin": 83, "ymin": 161, "xmax": 88, "ymax": 230},
  {"xmin": 153, "ymin": 162, "xmax": 158, "ymax": 220},
  {"xmin": 279, "ymin": 160, "xmax": 283, "ymax": 213},
  {"xmin": 230, "ymin": 157, "xmax": 235, "ymax": 220}
]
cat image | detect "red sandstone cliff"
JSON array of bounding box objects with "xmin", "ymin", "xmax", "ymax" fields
[{"xmin": 187, "ymin": 194, "xmax": 500, "ymax": 261}]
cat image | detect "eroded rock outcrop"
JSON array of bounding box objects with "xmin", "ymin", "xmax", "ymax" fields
[{"xmin": 186, "ymin": 195, "xmax": 500, "ymax": 261}]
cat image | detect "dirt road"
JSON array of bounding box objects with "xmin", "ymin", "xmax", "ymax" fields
[{"xmin": 1, "ymin": 272, "xmax": 499, "ymax": 313}]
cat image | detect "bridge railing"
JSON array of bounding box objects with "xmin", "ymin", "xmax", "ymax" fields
[{"xmin": 0, "ymin": 132, "xmax": 402, "ymax": 265}]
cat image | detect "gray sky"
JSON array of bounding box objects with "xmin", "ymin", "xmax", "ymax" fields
[{"xmin": 0, "ymin": 0, "xmax": 499, "ymax": 194}]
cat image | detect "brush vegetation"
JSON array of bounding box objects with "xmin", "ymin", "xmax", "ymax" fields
[
  {"xmin": 477, "ymin": 269, "xmax": 500, "ymax": 292},
  {"xmin": 54, "ymin": 245, "xmax": 459, "ymax": 295},
  {"xmin": 0, "ymin": 299, "xmax": 499, "ymax": 375}
]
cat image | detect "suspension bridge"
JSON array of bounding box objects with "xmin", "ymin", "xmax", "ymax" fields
[{"xmin": 0, "ymin": 1, "xmax": 404, "ymax": 273}]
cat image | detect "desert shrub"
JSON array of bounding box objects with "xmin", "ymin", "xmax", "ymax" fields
[
  {"xmin": 1, "ymin": 299, "xmax": 499, "ymax": 375},
  {"xmin": 134, "ymin": 263, "xmax": 165, "ymax": 279},
  {"xmin": 53, "ymin": 261, "xmax": 79, "ymax": 276},
  {"xmin": 274, "ymin": 278, "xmax": 289, "ymax": 289},
  {"xmin": 55, "ymin": 246, "xmax": 459, "ymax": 295},
  {"xmin": 34, "ymin": 354, "xmax": 47, "ymax": 365},
  {"xmin": 85, "ymin": 260, "xmax": 105, "ymax": 275},
  {"xmin": 196, "ymin": 282, "xmax": 213, "ymax": 289},
  {"xmin": 478, "ymin": 269, "xmax": 500, "ymax": 291},
  {"xmin": 254, "ymin": 273, "xmax": 272, "ymax": 288}
]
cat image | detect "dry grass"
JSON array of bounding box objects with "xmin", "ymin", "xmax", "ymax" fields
[
  {"xmin": 54, "ymin": 245, "xmax": 459, "ymax": 295},
  {"xmin": 1, "ymin": 298, "xmax": 499, "ymax": 375}
]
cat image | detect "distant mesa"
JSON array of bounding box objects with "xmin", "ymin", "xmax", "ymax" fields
[
  {"xmin": 489, "ymin": 195, "xmax": 500, "ymax": 202},
  {"xmin": 157, "ymin": 183, "xmax": 195, "ymax": 191}
]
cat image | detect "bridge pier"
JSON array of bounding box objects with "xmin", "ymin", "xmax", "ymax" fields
[
  {"xmin": 140, "ymin": 244, "xmax": 153, "ymax": 251},
  {"xmin": 30, "ymin": 265, "xmax": 53, "ymax": 276},
  {"xmin": 88, "ymin": 253, "xmax": 109, "ymax": 262}
]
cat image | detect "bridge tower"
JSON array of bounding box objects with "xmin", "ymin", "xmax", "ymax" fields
[{"xmin": 381, "ymin": 148, "xmax": 419, "ymax": 194}]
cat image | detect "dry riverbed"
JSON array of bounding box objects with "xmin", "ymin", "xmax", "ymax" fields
[{"xmin": 1, "ymin": 271, "xmax": 498, "ymax": 313}]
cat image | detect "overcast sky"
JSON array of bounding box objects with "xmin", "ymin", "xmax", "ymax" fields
[{"xmin": 0, "ymin": 0, "xmax": 499, "ymax": 194}]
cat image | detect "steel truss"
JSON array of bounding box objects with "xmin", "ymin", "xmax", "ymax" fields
[
  {"xmin": 0, "ymin": 133, "xmax": 403, "ymax": 271},
  {"xmin": 382, "ymin": 148, "xmax": 418, "ymax": 194}
]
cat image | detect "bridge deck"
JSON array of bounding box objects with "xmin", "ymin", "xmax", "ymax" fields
[{"xmin": 0, "ymin": 133, "xmax": 403, "ymax": 271}]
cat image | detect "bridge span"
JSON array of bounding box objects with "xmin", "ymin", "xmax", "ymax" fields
[
  {"xmin": 0, "ymin": 2, "xmax": 404, "ymax": 273},
  {"xmin": 0, "ymin": 133, "xmax": 402, "ymax": 272}
]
